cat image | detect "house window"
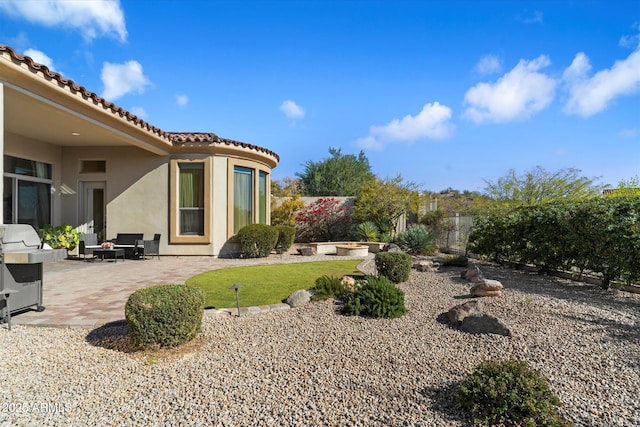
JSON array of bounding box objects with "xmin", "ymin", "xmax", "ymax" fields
[
  {"xmin": 80, "ymin": 160, "xmax": 106, "ymax": 173},
  {"xmin": 234, "ymin": 166, "xmax": 253, "ymax": 234},
  {"xmin": 228, "ymin": 160, "xmax": 270, "ymax": 236},
  {"xmin": 179, "ymin": 164, "xmax": 204, "ymax": 235},
  {"xmin": 170, "ymin": 158, "xmax": 211, "ymax": 244},
  {"xmin": 3, "ymin": 155, "xmax": 52, "ymax": 230},
  {"xmin": 259, "ymin": 171, "xmax": 267, "ymax": 224}
]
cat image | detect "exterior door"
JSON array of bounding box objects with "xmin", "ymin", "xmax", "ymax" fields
[{"xmin": 81, "ymin": 181, "xmax": 105, "ymax": 240}]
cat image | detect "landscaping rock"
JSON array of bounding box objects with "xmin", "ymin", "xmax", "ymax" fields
[
  {"xmin": 340, "ymin": 275, "xmax": 357, "ymax": 292},
  {"xmin": 413, "ymin": 260, "xmax": 439, "ymax": 272},
  {"xmin": 461, "ymin": 264, "xmax": 484, "ymax": 283},
  {"xmin": 383, "ymin": 243, "xmax": 402, "ymax": 252},
  {"xmin": 478, "ymin": 278, "xmax": 503, "ymax": 291},
  {"xmin": 460, "ymin": 313, "xmax": 511, "ymax": 336},
  {"xmin": 447, "ymin": 300, "xmax": 483, "ymax": 326},
  {"xmin": 470, "ymin": 284, "xmax": 502, "ymax": 297},
  {"xmin": 297, "ymin": 247, "xmax": 316, "ymax": 256},
  {"xmin": 286, "ymin": 290, "xmax": 313, "ymax": 308}
]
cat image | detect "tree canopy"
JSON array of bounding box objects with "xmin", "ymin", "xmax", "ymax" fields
[
  {"xmin": 483, "ymin": 166, "xmax": 606, "ymax": 205},
  {"xmin": 296, "ymin": 148, "xmax": 376, "ymax": 197},
  {"xmin": 352, "ymin": 175, "xmax": 422, "ymax": 237}
]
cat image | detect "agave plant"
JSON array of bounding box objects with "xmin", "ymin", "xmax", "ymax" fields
[
  {"xmin": 395, "ymin": 224, "xmax": 437, "ymax": 255},
  {"xmin": 351, "ymin": 221, "xmax": 379, "ymax": 242}
]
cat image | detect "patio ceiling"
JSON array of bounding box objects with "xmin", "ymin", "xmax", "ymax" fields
[{"xmin": 3, "ymin": 84, "xmax": 172, "ymax": 155}]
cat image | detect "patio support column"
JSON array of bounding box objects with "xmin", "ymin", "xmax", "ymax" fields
[{"xmin": 0, "ymin": 82, "xmax": 4, "ymax": 224}]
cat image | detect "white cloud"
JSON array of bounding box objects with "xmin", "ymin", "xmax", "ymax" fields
[
  {"xmin": 130, "ymin": 107, "xmax": 147, "ymax": 119},
  {"xmin": 176, "ymin": 94, "xmax": 189, "ymax": 107},
  {"xmin": 0, "ymin": 0, "xmax": 127, "ymax": 42},
  {"xmin": 280, "ymin": 100, "xmax": 305, "ymax": 119},
  {"xmin": 355, "ymin": 102, "xmax": 453, "ymax": 150},
  {"xmin": 463, "ymin": 55, "xmax": 557, "ymax": 123},
  {"xmin": 24, "ymin": 48, "xmax": 55, "ymax": 70},
  {"xmin": 474, "ymin": 55, "xmax": 502, "ymax": 74},
  {"xmin": 101, "ymin": 60, "xmax": 150, "ymax": 101},
  {"xmin": 563, "ymin": 48, "xmax": 640, "ymax": 117}
]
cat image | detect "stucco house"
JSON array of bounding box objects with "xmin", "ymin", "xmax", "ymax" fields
[{"xmin": 0, "ymin": 44, "xmax": 279, "ymax": 256}]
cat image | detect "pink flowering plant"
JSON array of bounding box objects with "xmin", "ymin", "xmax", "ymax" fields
[{"xmin": 295, "ymin": 197, "xmax": 352, "ymax": 242}]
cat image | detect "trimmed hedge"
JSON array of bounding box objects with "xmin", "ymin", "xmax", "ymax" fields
[
  {"xmin": 125, "ymin": 284, "xmax": 205, "ymax": 349},
  {"xmin": 237, "ymin": 224, "xmax": 279, "ymax": 258},
  {"xmin": 375, "ymin": 251, "xmax": 412, "ymax": 284},
  {"xmin": 469, "ymin": 195, "xmax": 640, "ymax": 287},
  {"xmin": 274, "ymin": 225, "xmax": 296, "ymax": 253}
]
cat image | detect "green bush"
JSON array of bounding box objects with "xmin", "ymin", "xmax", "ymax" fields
[
  {"xmin": 41, "ymin": 224, "xmax": 80, "ymax": 250},
  {"xmin": 375, "ymin": 251, "xmax": 412, "ymax": 284},
  {"xmin": 351, "ymin": 221, "xmax": 379, "ymax": 242},
  {"xmin": 458, "ymin": 359, "xmax": 569, "ymax": 427},
  {"xmin": 395, "ymin": 225, "xmax": 437, "ymax": 255},
  {"xmin": 312, "ymin": 275, "xmax": 349, "ymax": 301},
  {"xmin": 274, "ymin": 225, "xmax": 296, "ymax": 253},
  {"xmin": 237, "ymin": 224, "xmax": 279, "ymax": 258},
  {"xmin": 469, "ymin": 196, "xmax": 640, "ymax": 287},
  {"xmin": 441, "ymin": 254, "xmax": 469, "ymax": 267},
  {"xmin": 125, "ymin": 284, "xmax": 205, "ymax": 349},
  {"xmin": 342, "ymin": 275, "xmax": 407, "ymax": 318}
]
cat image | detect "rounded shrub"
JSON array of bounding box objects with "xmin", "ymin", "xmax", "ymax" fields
[
  {"xmin": 274, "ymin": 225, "xmax": 296, "ymax": 253},
  {"xmin": 395, "ymin": 224, "xmax": 437, "ymax": 255},
  {"xmin": 458, "ymin": 359, "xmax": 569, "ymax": 427},
  {"xmin": 342, "ymin": 275, "xmax": 407, "ymax": 318},
  {"xmin": 237, "ymin": 224, "xmax": 279, "ymax": 258},
  {"xmin": 125, "ymin": 284, "xmax": 205, "ymax": 349},
  {"xmin": 375, "ymin": 251, "xmax": 412, "ymax": 284},
  {"xmin": 312, "ymin": 275, "xmax": 349, "ymax": 301}
]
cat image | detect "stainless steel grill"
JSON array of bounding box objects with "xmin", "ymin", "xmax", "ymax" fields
[{"xmin": 0, "ymin": 224, "xmax": 66, "ymax": 328}]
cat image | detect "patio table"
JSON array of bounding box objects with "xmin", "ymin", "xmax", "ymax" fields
[{"xmin": 93, "ymin": 248, "xmax": 125, "ymax": 262}]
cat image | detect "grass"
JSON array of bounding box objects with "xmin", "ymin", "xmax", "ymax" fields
[{"xmin": 185, "ymin": 260, "xmax": 363, "ymax": 308}]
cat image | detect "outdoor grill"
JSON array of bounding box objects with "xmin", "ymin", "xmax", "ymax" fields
[{"xmin": 0, "ymin": 224, "xmax": 65, "ymax": 328}]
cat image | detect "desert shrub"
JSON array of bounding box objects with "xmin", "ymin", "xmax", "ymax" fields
[
  {"xmin": 274, "ymin": 225, "xmax": 296, "ymax": 253},
  {"xmin": 350, "ymin": 221, "xmax": 379, "ymax": 242},
  {"xmin": 125, "ymin": 284, "xmax": 205, "ymax": 349},
  {"xmin": 237, "ymin": 224, "xmax": 279, "ymax": 258},
  {"xmin": 295, "ymin": 197, "xmax": 352, "ymax": 242},
  {"xmin": 312, "ymin": 275, "xmax": 349, "ymax": 301},
  {"xmin": 395, "ymin": 225, "xmax": 437, "ymax": 255},
  {"xmin": 458, "ymin": 359, "xmax": 569, "ymax": 427},
  {"xmin": 271, "ymin": 196, "xmax": 306, "ymax": 227},
  {"xmin": 441, "ymin": 254, "xmax": 469, "ymax": 267},
  {"xmin": 375, "ymin": 251, "xmax": 412, "ymax": 284},
  {"xmin": 342, "ymin": 275, "xmax": 407, "ymax": 318}
]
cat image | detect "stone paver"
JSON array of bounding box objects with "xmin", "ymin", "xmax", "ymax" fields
[{"xmin": 10, "ymin": 253, "xmax": 372, "ymax": 329}]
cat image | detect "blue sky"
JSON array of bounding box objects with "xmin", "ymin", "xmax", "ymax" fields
[{"xmin": 1, "ymin": 0, "xmax": 638, "ymax": 192}]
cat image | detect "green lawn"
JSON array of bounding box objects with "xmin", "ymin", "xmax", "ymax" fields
[{"xmin": 186, "ymin": 260, "xmax": 363, "ymax": 308}]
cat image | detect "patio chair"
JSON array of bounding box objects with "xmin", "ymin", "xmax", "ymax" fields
[
  {"xmin": 79, "ymin": 233, "xmax": 99, "ymax": 261},
  {"xmin": 137, "ymin": 234, "xmax": 161, "ymax": 260}
]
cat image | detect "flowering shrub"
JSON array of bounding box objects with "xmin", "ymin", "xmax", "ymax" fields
[
  {"xmin": 40, "ymin": 224, "xmax": 80, "ymax": 250},
  {"xmin": 295, "ymin": 197, "xmax": 352, "ymax": 242}
]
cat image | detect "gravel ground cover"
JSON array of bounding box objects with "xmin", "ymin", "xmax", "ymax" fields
[{"xmin": 1, "ymin": 263, "xmax": 638, "ymax": 426}]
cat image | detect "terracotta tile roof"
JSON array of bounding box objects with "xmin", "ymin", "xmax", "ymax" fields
[
  {"xmin": 0, "ymin": 44, "xmax": 279, "ymax": 162},
  {"xmin": 170, "ymin": 132, "xmax": 279, "ymax": 161}
]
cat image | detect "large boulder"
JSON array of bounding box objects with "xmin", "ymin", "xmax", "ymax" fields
[
  {"xmin": 286, "ymin": 290, "xmax": 313, "ymax": 308},
  {"xmin": 460, "ymin": 313, "xmax": 511, "ymax": 336},
  {"xmin": 447, "ymin": 300, "xmax": 484, "ymax": 326}
]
